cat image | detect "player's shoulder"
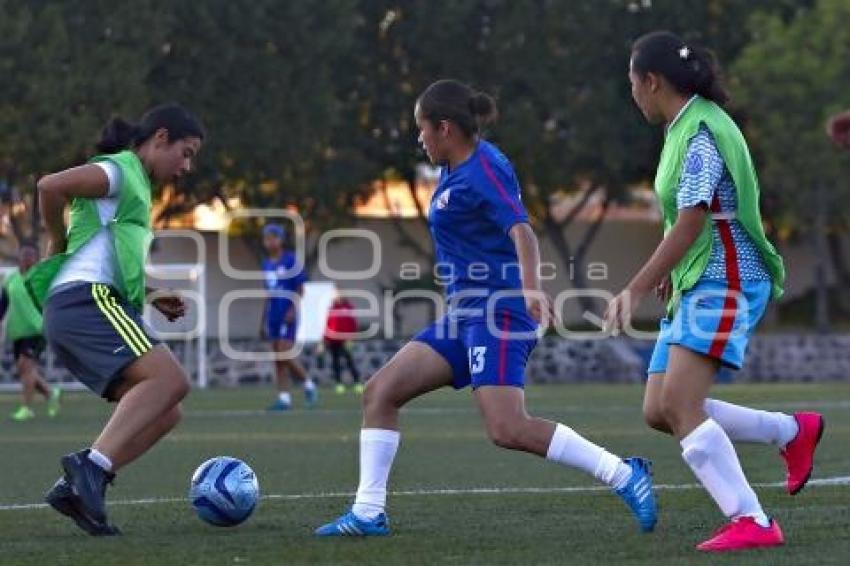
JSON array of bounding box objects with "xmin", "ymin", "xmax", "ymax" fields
[
  {"xmin": 687, "ymin": 124, "xmax": 721, "ymax": 155},
  {"xmin": 472, "ymin": 140, "xmax": 518, "ymax": 189},
  {"xmin": 477, "ymin": 140, "xmax": 514, "ymax": 171},
  {"xmin": 683, "ymin": 123, "xmax": 723, "ymax": 175}
]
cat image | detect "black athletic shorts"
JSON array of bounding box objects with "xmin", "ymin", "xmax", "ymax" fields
[
  {"xmin": 44, "ymin": 282, "xmax": 160, "ymax": 398},
  {"xmin": 12, "ymin": 336, "xmax": 45, "ymax": 362}
]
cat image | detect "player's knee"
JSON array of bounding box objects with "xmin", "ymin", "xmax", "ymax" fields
[
  {"xmin": 15, "ymin": 357, "xmax": 32, "ymax": 377},
  {"xmin": 362, "ymin": 372, "xmax": 397, "ymax": 409},
  {"xmin": 643, "ymin": 405, "xmax": 669, "ymax": 432},
  {"xmin": 168, "ymin": 404, "xmax": 184, "ymax": 427},
  {"xmin": 175, "ymin": 373, "xmax": 191, "ymax": 400},
  {"xmin": 659, "ymin": 395, "xmax": 694, "ymax": 433},
  {"xmin": 162, "ymin": 368, "xmax": 191, "ymax": 403},
  {"xmin": 361, "ymin": 378, "xmax": 382, "ymax": 412},
  {"xmin": 486, "ymin": 421, "xmax": 523, "ymax": 451}
]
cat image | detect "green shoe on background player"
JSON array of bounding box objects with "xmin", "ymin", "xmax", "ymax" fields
[
  {"xmin": 10, "ymin": 405, "xmax": 35, "ymax": 421},
  {"xmin": 47, "ymin": 386, "xmax": 62, "ymax": 418}
]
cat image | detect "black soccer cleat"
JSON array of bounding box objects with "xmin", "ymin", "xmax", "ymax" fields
[
  {"xmin": 45, "ymin": 476, "xmax": 121, "ymax": 536},
  {"xmin": 60, "ymin": 450, "xmax": 115, "ymax": 527}
]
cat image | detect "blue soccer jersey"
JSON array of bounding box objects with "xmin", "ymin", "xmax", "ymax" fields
[
  {"xmin": 416, "ymin": 140, "xmax": 537, "ymax": 389},
  {"xmin": 262, "ymin": 251, "xmax": 307, "ymax": 320},
  {"xmin": 428, "ymin": 140, "xmax": 530, "ymax": 316}
]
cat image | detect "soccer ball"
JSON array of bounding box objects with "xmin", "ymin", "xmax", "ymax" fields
[{"xmin": 189, "ymin": 456, "xmax": 260, "ymax": 526}]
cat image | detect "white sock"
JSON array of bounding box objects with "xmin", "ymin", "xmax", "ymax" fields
[
  {"xmin": 88, "ymin": 448, "xmax": 113, "ymax": 472},
  {"xmin": 546, "ymin": 423, "xmax": 632, "ymax": 490},
  {"xmin": 278, "ymin": 392, "xmax": 292, "ymax": 404},
  {"xmin": 680, "ymin": 419, "xmax": 769, "ymax": 527},
  {"xmin": 304, "ymin": 379, "xmax": 316, "ymax": 391},
  {"xmin": 352, "ymin": 428, "xmax": 400, "ymax": 520},
  {"xmin": 704, "ymin": 399, "xmax": 799, "ymax": 448}
]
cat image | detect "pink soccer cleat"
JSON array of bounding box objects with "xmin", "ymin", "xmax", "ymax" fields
[
  {"xmin": 781, "ymin": 412, "xmax": 825, "ymax": 495},
  {"xmin": 696, "ymin": 517, "xmax": 784, "ymax": 552}
]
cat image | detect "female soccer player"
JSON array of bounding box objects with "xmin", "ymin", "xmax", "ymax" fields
[
  {"xmin": 317, "ymin": 79, "xmax": 657, "ymax": 537},
  {"xmin": 260, "ymin": 223, "xmax": 316, "ymax": 410},
  {"xmin": 26, "ymin": 103, "xmax": 204, "ymax": 535},
  {"xmin": 606, "ymin": 31, "xmax": 824, "ymax": 552},
  {"xmin": 1, "ymin": 242, "xmax": 61, "ymax": 421},
  {"xmin": 323, "ymin": 295, "xmax": 363, "ymax": 395}
]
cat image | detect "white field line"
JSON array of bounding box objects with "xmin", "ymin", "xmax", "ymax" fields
[
  {"xmin": 182, "ymin": 399, "xmax": 850, "ymax": 419},
  {"xmin": 2, "ymin": 476, "xmax": 849, "ymax": 512}
]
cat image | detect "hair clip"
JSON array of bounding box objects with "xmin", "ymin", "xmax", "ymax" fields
[{"xmin": 679, "ymin": 46, "xmax": 690, "ymax": 60}]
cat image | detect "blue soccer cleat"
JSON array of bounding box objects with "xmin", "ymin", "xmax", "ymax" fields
[
  {"xmin": 315, "ymin": 510, "xmax": 390, "ymax": 537},
  {"xmin": 615, "ymin": 457, "xmax": 658, "ymax": 533},
  {"xmin": 267, "ymin": 398, "xmax": 291, "ymax": 412}
]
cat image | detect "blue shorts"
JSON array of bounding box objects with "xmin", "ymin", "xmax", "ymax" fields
[
  {"xmin": 413, "ymin": 311, "xmax": 538, "ymax": 389},
  {"xmin": 648, "ymin": 279, "xmax": 771, "ymax": 375},
  {"xmin": 266, "ymin": 314, "xmax": 298, "ymax": 342}
]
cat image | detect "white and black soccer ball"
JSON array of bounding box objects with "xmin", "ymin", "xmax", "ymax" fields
[{"xmin": 189, "ymin": 456, "xmax": 260, "ymax": 526}]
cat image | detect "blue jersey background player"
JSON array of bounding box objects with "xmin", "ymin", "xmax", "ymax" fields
[
  {"xmin": 260, "ymin": 223, "xmax": 316, "ymax": 410},
  {"xmin": 316, "ymin": 79, "xmax": 657, "ymax": 537}
]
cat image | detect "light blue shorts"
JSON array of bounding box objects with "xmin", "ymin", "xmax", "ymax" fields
[{"xmin": 648, "ymin": 279, "xmax": 771, "ymax": 375}]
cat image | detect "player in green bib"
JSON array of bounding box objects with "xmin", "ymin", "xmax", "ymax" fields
[
  {"xmin": 606, "ymin": 32, "xmax": 823, "ymax": 552},
  {"xmin": 28, "ymin": 104, "xmax": 204, "ymax": 536},
  {"xmin": 0, "ymin": 242, "xmax": 61, "ymax": 421}
]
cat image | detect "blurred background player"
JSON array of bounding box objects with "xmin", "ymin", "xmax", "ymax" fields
[
  {"xmin": 28, "ymin": 103, "xmax": 203, "ymax": 535},
  {"xmin": 0, "ymin": 242, "xmax": 61, "ymax": 421},
  {"xmin": 607, "ymin": 31, "xmax": 824, "ymax": 552},
  {"xmin": 316, "ymin": 79, "xmax": 657, "ymax": 538},
  {"xmin": 827, "ymin": 110, "xmax": 850, "ymax": 149},
  {"xmin": 323, "ymin": 295, "xmax": 363, "ymax": 395},
  {"xmin": 260, "ymin": 223, "xmax": 316, "ymax": 410}
]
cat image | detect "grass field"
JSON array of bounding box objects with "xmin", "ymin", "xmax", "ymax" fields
[{"xmin": 1, "ymin": 383, "xmax": 849, "ymax": 565}]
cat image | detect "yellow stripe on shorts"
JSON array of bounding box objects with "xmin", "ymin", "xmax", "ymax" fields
[
  {"xmin": 91, "ymin": 284, "xmax": 144, "ymax": 356},
  {"xmin": 104, "ymin": 290, "xmax": 153, "ymax": 352}
]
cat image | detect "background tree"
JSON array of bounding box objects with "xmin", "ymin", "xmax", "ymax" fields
[
  {"xmin": 147, "ymin": 0, "xmax": 372, "ymax": 265},
  {"xmin": 733, "ymin": 0, "xmax": 850, "ymax": 330},
  {"xmin": 0, "ymin": 0, "xmax": 168, "ymax": 250}
]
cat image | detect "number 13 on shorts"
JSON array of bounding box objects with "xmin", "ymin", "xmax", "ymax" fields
[{"xmin": 468, "ymin": 346, "xmax": 487, "ymax": 374}]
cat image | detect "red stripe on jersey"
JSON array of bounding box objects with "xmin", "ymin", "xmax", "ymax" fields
[
  {"xmin": 479, "ymin": 153, "xmax": 523, "ymax": 216},
  {"xmin": 708, "ymin": 195, "xmax": 741, "ymax": 359}
]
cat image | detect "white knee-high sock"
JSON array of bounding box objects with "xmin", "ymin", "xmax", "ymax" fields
[
  {"xmin": 352, "ymin": 428, "xmax": 400, "ymax": 520},
  {"xmin": 704, "ymin": 399, "xmax": 798, "ymax": 448},
  {"xmin": 546, "ymin": 423, "xmax": 632, "ymax": 489},
  {"xmin": 680, "ymin": 419, "xmax": 769, "ymax": 526}
]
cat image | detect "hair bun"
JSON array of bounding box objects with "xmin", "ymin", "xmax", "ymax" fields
[{"xmin": 469, "ymin": 92, "xmax": 498, "ymax": 127}]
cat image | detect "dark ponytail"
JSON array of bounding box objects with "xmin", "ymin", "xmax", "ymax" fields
[
  {"xmin": 96, "ymin": 117, "xmax": 141, "ymax": 153},
  {"xmin": 96, "ymin": 103, "xmax": 205, "ymax": 154},
  {"xmin": 632, "ymin": 31, "xmax": 729, "ymax": 106},
  {"xmin": 417, "ymin": 79, "xmax": 498, "ymax": 137}
]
